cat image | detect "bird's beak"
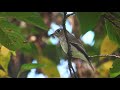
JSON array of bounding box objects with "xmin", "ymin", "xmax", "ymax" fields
[{"xmin": 50, "ymin": 33, "xmax": 55, "ymax": 38}]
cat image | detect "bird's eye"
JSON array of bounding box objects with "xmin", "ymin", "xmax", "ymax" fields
[{"xmin": 57, "ymin": 29, "xmax": 61, "ymax": 33}]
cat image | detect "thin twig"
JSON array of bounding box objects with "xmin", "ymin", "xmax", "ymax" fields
[
  {"xmin": 62, "ymin": 12, "xmax": 78, "ymax": 78},
  {"xmin": 89, "ymin": 54, "xmax": 120, "ymax": 59},
  {"xmin": 103, "ymin": 13, "xmax": 120, "ymax": 29},
  {"xmin": 89, "ymin": 54, "xmax": 120, "ymax": 67}
]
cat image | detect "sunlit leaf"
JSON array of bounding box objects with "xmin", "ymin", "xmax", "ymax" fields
[
  {"xmin": 98, "ymin": 35, "xmax": 118, "ymax": 77},
  {"xmin": 0, "ymin": 69, "xmax": 8, "ymax": 78},
  {"xmin": 77, "ymin": 12, "xmax": 102, "ymax": 34},
  {"xmin": 110, "ymin": 59, "xmax": 120, "ymax": 78},
  {"xmin": 38, "ymin": 56, "xmax": 60, "ymax": 78},
  {"xmin": 0, "ymin": 46, "xmax": 11, "ymax": 72},
  {"xmin": 98, "ymin": 60, "xmax": 113, "ymax": 77},
  {"xmin": 0, "ymin": 45, "xmax": 10, "ymax": 56},
  {"xmin": 0, "ymin": 19, "xmax": 31, "ymax": 51},
  {"xmin": 100, "ymin": 35, "xmax": 118, "ymax": 60}
]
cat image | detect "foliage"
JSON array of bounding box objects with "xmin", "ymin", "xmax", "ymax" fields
[
  {"xmin": 77, "ymin": 12, "xmax": 102, "ymax": 34},
  {"xmin": 110, "ymin": 59, "xmax": 120, "ymax": 78},
  {"xmin": 0, "ymin": 12, "xmax": 48, "ymax": 30},
  {"xmin": 0, "ymin": 12, "xmax": 120, "ymax": 78},
  {"xmin": 0, "ymin": 46, "xmax": 11, "ymax": 72},
  {"xmin": 38, "ymin": 56, "xmax": 60, "ymax": 78},
  {"xmin": 105, "ymin": 19, "xmax": 120, "ymax": 46},
  {"xmin": 0, "ymin": 46, "xmax": 11, "ymax": 77},
  {"xmin": 0, "ymin": 19, "xmax": 31, "ymax": 51},
  {"xmin": 97, "ymin": 36, "xmax": 118, "ymax": 77},
  {"xmin": 77, "ymin": 12, "xmax": 120, "ymax": 77},
  {"xmin": 100, "ymin": 36, "xmax": 118, "ymax": 60},
  {"xmin": 17, "ymin": 63, "xmax": 45, "ymax": 78}
]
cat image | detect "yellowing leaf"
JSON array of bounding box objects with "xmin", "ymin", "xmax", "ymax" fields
[
  {"xmin": 99, "ymin": 36, "xmax": 118, "ymax": 77},
  {"xmin": 97, "ymin": 60, "xmax": 113, "ymax": 77},
  {"xmin": 100, "ymin": 36, "xmax": 118, "ymax": 60},
  {"xmin": 0, "ymin": 70, "xmax": 8, "ymax": 78},
  {"xmin": 38, "ymin": 56, "xmax": 60, "ymax": 78},
  {"xmin": 1, "ymin": 46, "xmax": 10, "ymax": 56},
  {"xmin": 0, "ymin": 46, "xmax": 11, "ymax": 72},
  {"xmin": 110, "ymin": 59, "xmax": 120, "ymax": 78},
  {"xmin": 103, "ymin": 60, "xmax": 113, "ymax": 70}
]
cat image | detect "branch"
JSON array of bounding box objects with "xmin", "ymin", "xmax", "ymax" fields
[
  {"xmin": 62, "ymin": 12, "xmax": 78, "ymax": 78},
  {"xmin": 89, "ymin": 54, "xmax": 120, "ymax": 67},
  {"xmin": 89, "ymin": 54, "xmax": 120, "ymax": 59},
  {"xmin": 103, "ymin": 12, "xmax": 120, "ymax": 29}
]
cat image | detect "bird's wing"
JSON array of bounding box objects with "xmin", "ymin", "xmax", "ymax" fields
[
  {"xmin": 66, "ymin": 31, "xmax": 86, "ymax": 52},
  {"xmin": 65, "ymin": 31, "xmax": 94, "ymax": 71},
  {"xmin": 70, "ymin": 42, "xmax": 89, "ymax": 61},
  {"xmin": 70, "ymin": 42, "xmax": 94, "ymax": 71}
]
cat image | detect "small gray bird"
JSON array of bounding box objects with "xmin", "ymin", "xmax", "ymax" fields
[{"xmin": 51, "ymin": 29, "xmax": 94, "ymax": 71}]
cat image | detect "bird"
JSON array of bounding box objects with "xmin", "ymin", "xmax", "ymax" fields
[{"xmin": 51, "ymin": 29, "xmax": 94, "ymax": 71}]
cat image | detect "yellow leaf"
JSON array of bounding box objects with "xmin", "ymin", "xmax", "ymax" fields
[
  {"xmin": 97, "ymin": 60, "xmax": 113, "ymax": 77},
  {"xmin": 98, "ymin": 36, "xmax": 118, "ymax": 77},
  {"xmin": 0, "ymin": 70, "xmax": 8, "ymax": 78},
  {"xmin": 0, "ymin": 46, "xmax": 16, "ymax": 56},
  {"xmin": 103, "ymin": 60, "xmax": 113, "ymax": 70},
  {"xmin": 1, "ymin": 46, "xmax": 10, "ymax": 56},
  {"xmin": 100, "ymin": 36, "xmax": 118, "ymax": 60},
  {"xmin": 0, "ymin": 46, "xmax": 11, "ymax": 72},
  {"xmin": 38, "ymin": 56, "xmax": 60, "ymax": 78}
]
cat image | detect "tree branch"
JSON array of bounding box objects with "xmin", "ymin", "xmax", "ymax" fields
[
  {"xmin": 89, "ymin": 54, "xmax": 120, "ymax": 67},
  {"xmin": 89, "ymin": 54, "xmax": 120, "ymax": 59},
  {"xmin": 62, "ymin": 12, "xmax": 78, "ymax": 78},
  {"xmin": 103, "ymin": 12, "xmax": 120, "ymax": 29}
]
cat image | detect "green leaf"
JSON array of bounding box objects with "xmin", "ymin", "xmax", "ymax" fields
[
  {"xmin": 20, "ymin": 63, "xmax": 45, "ymax": 71},
  {"xmin": 105, "ymin": 20, "xmax": 120, "ymax": 46},
  {"xmin": 109, "ymin": 59, "xmax": 120, "ymax": 78},
  {"xmin": 77, "ymin": 12, "xmax": 102, "ymax": 34},
  {"xmin": 43, "ymin": 45, "xmax": 63, "ymax": 64},
  {"xmin": 0, "ymin": 12, "xmax": 38, "ymax": 18},
  {"xmin": 17, "ymin": 63, "xmax": 45, "ymax": 78},
  {"xmin": 0, "ymin": 19, "xmax": 30, "ymax": 51},
  {"xmin": 18, "ymin": 16, "xmax": 48, "ymax": 30},
  {"xmin": 0, "ymin": 12, "xmax": 48, "ymax": 30}
]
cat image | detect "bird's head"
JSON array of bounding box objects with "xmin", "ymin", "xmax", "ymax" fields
[{"xmin": 50, "ymin": 29, "xmax": 64, "ymax": 38}]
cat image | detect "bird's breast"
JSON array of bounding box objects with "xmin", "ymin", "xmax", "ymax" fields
[
  {"xmin": 60, "ymin": 40, "xmax": 68, "ymax": 54},
  {"xmin": 60, "ymin": 40, "xmax": 88, "ymax": 62}
]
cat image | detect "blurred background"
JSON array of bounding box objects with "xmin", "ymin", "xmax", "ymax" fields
[{"xmin": 0, "ymin": 12, "xmax": 120, "ymax": 78}]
